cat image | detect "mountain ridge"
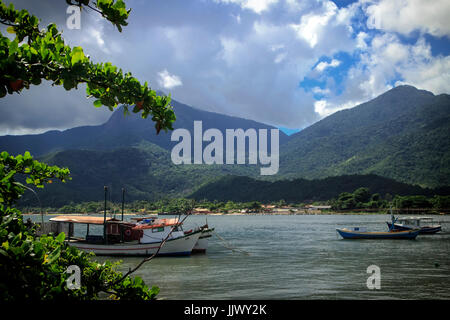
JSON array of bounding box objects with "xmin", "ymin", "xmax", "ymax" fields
[
  {"xmin": 279, "ymin": 85, "xmax": 450, "ymax": 187},
  {"xmin": 0, "ymin": 96, "xmax": 290, "ymax": 156},
  {"xmin": 2, "ymin": 84, "xmax": 450, "ymax": 206}
]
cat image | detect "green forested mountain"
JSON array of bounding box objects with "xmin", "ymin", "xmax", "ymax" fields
[
  {"xmin": 0, "ymin": 95, "xmax": 289, "ymax": 157},
  {"xmin": 3, "ymin": 85, "xmax": 450, "ymax": 206},
  {"xmin": 188, "ymin": 174, "xmax": 450, "ymax": 203},
  {"xmin": 18, "ymin": 141, "xmax": 260, "ymax": 207},
  {"xmin": 280, "ymin": 85, "xmax": 450, "ymax": 187}
]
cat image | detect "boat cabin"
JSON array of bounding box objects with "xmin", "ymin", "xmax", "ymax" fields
[
  {"xmin": 132, "ymin": 218, "xmax": 185, "ymax": 244},
  {"xmin": 396, "ymin": 217, "xmax": 439, "ymax": 228}
]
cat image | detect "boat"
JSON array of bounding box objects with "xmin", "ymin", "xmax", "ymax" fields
[
  {"xmin": 336, "ymin": 227, "xmax": 420, "ymax": 240},
  {"xmin": 185, "ymin": 223, "xmax": 215, "ymax": 254},
  {"xmin": 48, "ymin": 215, "xmax": 202, "ymax": 256},
  {"xmin": 387, "ymin": 216, "xmax": 442, "ymax": 234}
]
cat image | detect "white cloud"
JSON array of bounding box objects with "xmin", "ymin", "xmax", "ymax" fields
[
  {"xmin": 314, "ymin": 32, "xmax": 450, "ymax": 118},
  {"xmin": 356, "ymin": 31, "xmax": 368, "ymax": 50},
  {"xmin": 364, "ymin": 34, "xmax": 450, "ymax": 95},
  {"xmin": 365, "ymin": 0, "xmax": 450, "ymax": 38},
  {"xmin": 157, "ymin": 70, "xmax": 183, "ymax": 89},
  {"xmin": 290, "ymin": 1, "xmax": 337, "ymax": 48},
  {"xmin": 315, "ymin": 59, "xmax": 341, "ymax": 72},
  {"xmin": 215, "ymin": 0, "xmax": 278, "ymax": 14}
]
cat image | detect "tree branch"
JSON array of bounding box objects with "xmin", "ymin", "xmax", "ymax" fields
[{"xmin": 105, "ymin": 213, "xmax": 192, "ymax": 289}]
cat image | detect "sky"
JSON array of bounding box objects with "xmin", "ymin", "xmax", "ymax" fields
[{"xmin": 0, "ymin": 0, "xmax": 449, "ymax": 136}]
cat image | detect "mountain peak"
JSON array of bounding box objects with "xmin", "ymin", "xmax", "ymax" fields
[{"xmin": 389, "ymin": 84, "xmax": 434, "ymax": 96}]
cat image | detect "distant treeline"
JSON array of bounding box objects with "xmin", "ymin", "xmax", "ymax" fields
[
  {"xmin": 20, "ymin": 191, "xmax": 450, "ymax": 215},
  {"xmin": 189, "ymin": 174, "xmax": 450, "ymax": 203},
  {"xmin": 331, "ymin": 187, "xmax": 450, "ymax": 213},
  {"xmin": 20, "ymin": 198, "xmax": 266, "ymax": 214}
]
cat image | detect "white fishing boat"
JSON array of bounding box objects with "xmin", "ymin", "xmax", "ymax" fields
[{"xmin": 48, "ymin": 215, "xmax": 201, "ymax": 256}]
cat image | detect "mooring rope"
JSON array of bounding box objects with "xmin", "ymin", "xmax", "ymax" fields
[{"xmin": 213, "ymin": 230, "xmax": 250, "ymax": 256}]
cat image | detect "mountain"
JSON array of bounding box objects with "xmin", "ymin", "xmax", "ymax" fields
[
  {"xmin": 0, "ymin": 97, "xmax": 289, "ymax": 157},
  {"xmin": 279, "ymin": 85, "xmax": 450, "ymax": 187},
  {"xmin": 188, "ymin": 174, "xmax": 450, "ymax": 203},
  {"xmin": 25, "ymin": 142, "xmax": 260, "ymax": 207},
  {"xmin": 5, "ymin": 96, "xmax": 286, "ymax": 206},
  {"xmin": 2, "ymin": 85, "xmax": 450, "ymax": 206}
]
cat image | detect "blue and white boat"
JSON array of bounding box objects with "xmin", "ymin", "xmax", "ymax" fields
[{"xmin": 336, "ymin": 227, "xmax": 420, "ymax": 240}]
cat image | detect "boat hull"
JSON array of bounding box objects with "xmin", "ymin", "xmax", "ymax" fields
[
  {"xmin": 337, "ymin": 228, "xmax": 420, "ymax": 240},
  {"xmin": 192, "ymin": 228, "xmax": 214, "ymax": 253},
  {"xmin": 386, "ymin": 222, "xmax": 441, "ymax": 234},
  {"xmin": 68, "ymin": 231, "xmax": 201, "ymax": 256}
]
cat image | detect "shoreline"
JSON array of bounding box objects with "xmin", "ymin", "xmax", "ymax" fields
[{"xmin": 22, "ymin": 211, "xmax": 446, "ymax": 216}]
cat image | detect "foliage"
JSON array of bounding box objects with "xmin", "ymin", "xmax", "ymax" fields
[
  {"xmin": 155, "ymin": 198, "xmax": 195, "ymax": 215},
  {"xmin": 0, "ymin": 0, "xmax": 168, "ymax": 300},
  {"xmin": 0, "ymin": 151, "xmax": 70, "ymax": 206},
  {"xmin": 0, "ymin": 152, "xmax": 159, "ymax": 300},
  {"xmin": 331, "ymin": 187, "xmax": 387, "ymax": 210},
  {"xmin": 393, "ymin": 195, "xmax": 433, "ymax": 209},
  {"xmin": 189, "ymin": 174, "xmax": 450, "ymax": 204},
  {"xmin": 0, "ymin": 0, "xmax": 175, "ymax": 134},
  {"xmin": 430, "ymin": 195, "xmax": 450, "ymax": 210}
]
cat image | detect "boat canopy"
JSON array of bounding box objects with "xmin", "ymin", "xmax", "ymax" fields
[{"xmin": 50, "ymin": 215, "xmax": 118, "ymax": 225}]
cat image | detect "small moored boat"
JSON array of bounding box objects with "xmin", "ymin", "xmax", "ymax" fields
[
  {"xmin": 185, "ymin": 223, "xmax": 215, "ymax": 254},
  {"xmin": 336, "ymin": 227, "xmax": 420, "ymax": 240},
  {"xmin": 387, "ymin": 216, "xmax": 442, "ymax": 234}
]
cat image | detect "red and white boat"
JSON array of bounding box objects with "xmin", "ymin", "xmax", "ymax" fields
[{"xmin": 49, "ymin": 215, "xmax": 201, "ymax": 256}]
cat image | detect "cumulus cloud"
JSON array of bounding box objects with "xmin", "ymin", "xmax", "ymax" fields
[
  {"xmin": 365, "ymin": 0, "xmax": 450, "ymax": 38},
  {"xmin": 290, "ymin": 1, "xmax": 338, "ymax": 48},
  {"xmin": 157, "ymin": 70, "xmax": 183, "ymax": 89}
]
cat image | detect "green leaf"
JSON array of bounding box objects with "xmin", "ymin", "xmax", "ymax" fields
[
  {"xmin": 71, "ymin": 46, "xmax": 85, "ymax": 66},
  {"xmin": 56, "ymin": 232, "xmax": 66, "ymax": 243},
  {"xmin": 2, "ymin": 241, "xmax": 9, "ymax": 250},
  {"xmin": 93, "ymin": 100, "xmax": 102, "ymax": 108},
  {"xmin": 63, "ymin": 79, "xmax": 74, "ymax": 91},
  {"xmin": 44, "ymin": 246, "xmax": 61, "ymax": 264},
  {"xmin": 6, "ymin": 26, "xmax": 15, "ymax": 34},
  {"xmin": 0, "ymin": 248, "xmax": 9, "ymax": 257},
  {"xmin": 8, "ymin": 40, "xmax": 18, "ymax": 54}
]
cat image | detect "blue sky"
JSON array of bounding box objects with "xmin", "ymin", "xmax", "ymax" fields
[{"xmin": 0, "ymin": 0, "xmax": 449, "ymax": 135}]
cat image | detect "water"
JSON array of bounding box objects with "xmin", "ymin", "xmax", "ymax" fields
[{"xmin": 28, "ymin": 214, "xmax": 450, "ymax": 299}]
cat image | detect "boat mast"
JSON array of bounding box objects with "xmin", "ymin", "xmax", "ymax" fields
[
  {"xmin": 121, "ymin": 188, "xmax": 125, "ymax": 221},
  {"xmin": 389, "ymin": 206, "xmax": 397, "ymax": 231},
  {"xmin": 104, "ymin": 186, "xmax": 108, "ymax": 244}
]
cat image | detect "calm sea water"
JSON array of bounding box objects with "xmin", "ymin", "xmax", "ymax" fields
[{"xmin": 29, "ymin": 214, "xmax": 450, "ymax": 299}]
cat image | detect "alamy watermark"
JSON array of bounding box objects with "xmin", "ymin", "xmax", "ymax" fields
[
  {"xmin": 366, "ymin": 264, "xmax": 381, "ymax": 290},
  {"xmin": 66, "ymin": 5, "xmax": 81, "ymax": 30},
  {"xmin": 66, "ymin": 264, "xmax": 81, "ymax": 290},
  {"xmin": 170, "ymin": 121, "xmax": 279, "ymax": 175}
]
